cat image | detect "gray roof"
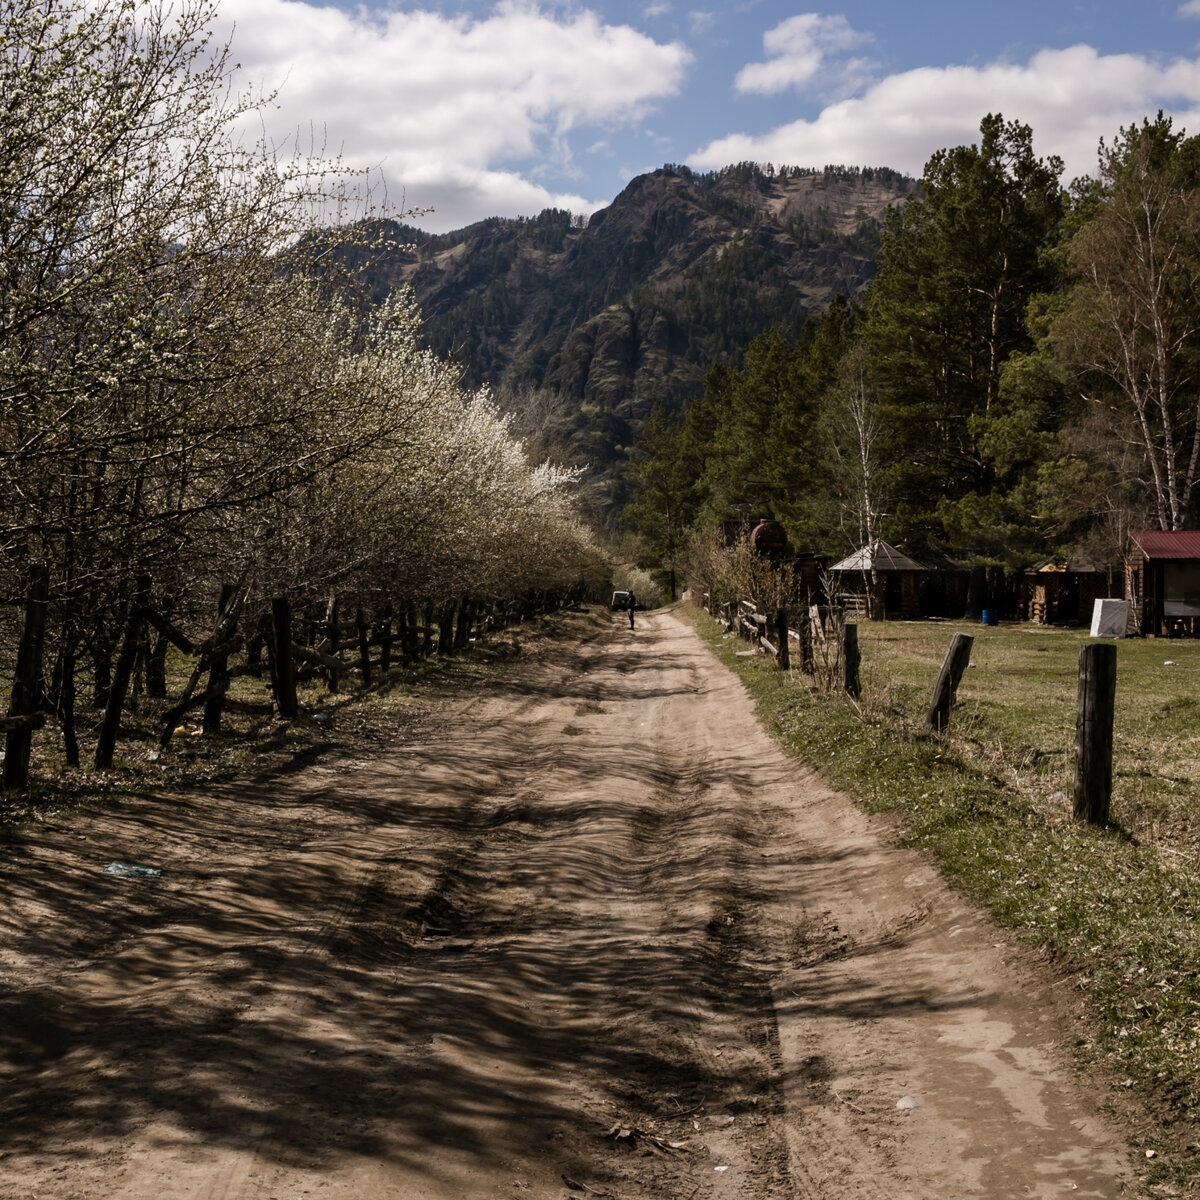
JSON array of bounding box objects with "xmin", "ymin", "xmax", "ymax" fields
[{"xmin": 830, "ymin": 540, "xmax": 926, "ymax": 573}]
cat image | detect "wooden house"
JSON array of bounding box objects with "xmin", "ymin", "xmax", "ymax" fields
[
  {"xmin": 829, "ymin": 540, "xmax": 927, "ymax": 619},
  {"xmin": 1022, "ymin": 556, "xmax": 1120, "ymax": 626},
  {"xmin": 1127, "ymin": 530, "xmax": 1200, "ymax": 636}
]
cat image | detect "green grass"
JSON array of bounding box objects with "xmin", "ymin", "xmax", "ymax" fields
[{"xmin": 686, "ymin": 608, "xmax": 1200, "ymax": 1194}]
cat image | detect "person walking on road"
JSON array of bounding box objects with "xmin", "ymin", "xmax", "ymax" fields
[{"xmin": 626, "ymin": 591, "xmax": 637, "ymax": 630}]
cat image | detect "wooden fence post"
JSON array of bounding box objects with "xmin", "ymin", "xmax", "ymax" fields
[
  {"xmin": 798, "ymin": 608, "xmax": 814, "ymax": 673},
  {"xmin": 776, "ymin": 605, "xmax": 789, "ymax": 670},
  {"xmin": 4, "ymin": 563, "xmax": 50, "ymax": 790},
  {"xmin": 841, "ymin": 622, "xmax": 861, "ymax": 698},
  {"xmin": 927, "ymin": 632, "xmax": 974, "ymax": 732},
  {"xmin": 1074, "ymin": 642, "xmax": 1117, "ymax": 825}
]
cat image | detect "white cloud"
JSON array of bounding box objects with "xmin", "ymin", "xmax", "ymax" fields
[
  {"xmin": 694, "ymin": 44, "xmax": 1200, "ymax": 183},
  {"xmin": 215, "ymin": 0, "xmax": 690, "ymax": 231},
  {"xmin": 688, "ymin": 10, "xmax": 716, "ymax": 35},
  {"xmin": 1180, "ymin": 1, "xmax": 1200, "ymax": 16},
  {"xmin": 735, "ymin": 13, "xmax": 873, "ymax": 96},
  {"xmin": 379, "ymin": 164, "xmax": 597, "ymax": 230}
]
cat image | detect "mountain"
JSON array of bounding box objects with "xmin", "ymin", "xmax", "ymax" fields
[{"xmin": 344, "ymin": 162, "xmax": 918, "ymax": 503}]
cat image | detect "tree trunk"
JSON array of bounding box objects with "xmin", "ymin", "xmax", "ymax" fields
[
  {"xmin": 356, "ymin": 606, "xmax": 371, "ymax": 685},
  {"xmin": 50, "ymin": 617, "xmax": 81, "ymax": 769},
  {"xmin": 269, "ymin": 597, "xmax": 299, "ymax": 719},
  {"xmin": 202, "ymin": 583, "xmax": 237, "ymax": 736},
  {"xmin": 964, "ymin": 565, "xmax": 987, "ymax": 619},
  {"xmin": 91, "ymin": 621, "xmax": 114, "ymax": 710},
  {"xmin": 378, "ymin": 602, "xmax": 394, "ymax": 672},
  {"xmin": 95, "ymin": 575, "xmax": 150, "ymax": 769},
  {"xmin": 244, "ymin": 623, "xmax": 264, "ymax": 675},
  {"xmin": 146, "ymin": 631, "xmax": 168, "ymax": 699},
  {"xmin": 325, "ymin": 593, "xmax": 340, "ymax": 693},
  {"xmin": 438, "ymin": 600, "xmax": 457, "ymax": 655},
  {"xmin": 4, "ymin": 563, "xmax": 50, "ymax": 789},
  {"xmin": 454, "ymin": 597, "xmax": 473, "ymax": 652},
  {"xmin": 128, "ymin": 618, "xmax": 152, "ymax": 714}
]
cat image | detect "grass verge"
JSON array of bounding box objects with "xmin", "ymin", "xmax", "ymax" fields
[{"xmin": 683, "ymin": 605, "xmax": 1200, "ymax": 1196}]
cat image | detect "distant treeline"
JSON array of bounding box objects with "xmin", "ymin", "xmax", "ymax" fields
[
  {"xmin": 625, "ymin": 112, "xmax": 1200, "ymax": 577},
  {"xmin": 661, "ymin": 162, "xmax": 913, "ymax": 188}
]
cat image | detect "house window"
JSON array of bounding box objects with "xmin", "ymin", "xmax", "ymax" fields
[{"xmin": 1163, "ymin": 561, "xmax": 1200, "ymax": 616}]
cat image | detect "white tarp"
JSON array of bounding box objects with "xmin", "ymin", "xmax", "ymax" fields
[{"xmin": 1090, "ymin": 598, "xmax": 1130, "ymax": 638}]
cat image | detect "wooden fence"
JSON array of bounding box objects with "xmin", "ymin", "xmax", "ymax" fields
[
  {"xmin": 702, "ymin": 592, "xmax": 1115, "ymax": 828},
  {"xmin": 1, "ymin": 564, "xmax": 587, "ymax": 790}
]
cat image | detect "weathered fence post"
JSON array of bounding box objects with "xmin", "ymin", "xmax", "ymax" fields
[
  {"xmin": 926, "ymin": 632, "xmax": 975, "ymax": 732},
  {"xmin": 95, "ymin": 575, "xmax": 150, "ymax": 768},
  {"xmin": 798, "ymin": 606, "xmax": 814, "ymax": 673},
  {"xmin": 776, "ymin": 605, "xmax": 789, "ymax": 670},
  {"xmin": 4, "ymin": 563, "xmax": 50, "ymax": 789},
  {"xmin": 1074, "ymin": 642, "xmax": 1117, "ymax": 825},
  {"xmin": 841, "ymin": 622, "xmax": 861, "ymax": 698}
]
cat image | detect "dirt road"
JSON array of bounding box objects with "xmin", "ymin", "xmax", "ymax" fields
[{"xmin": 0, "ymin": 608, "xmax": 1133, "ymax": 1199}]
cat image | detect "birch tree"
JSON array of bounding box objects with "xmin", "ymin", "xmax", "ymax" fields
[{"xmin": 1051, "ymin": 115, "xmax": 1200, "ymax": 531}]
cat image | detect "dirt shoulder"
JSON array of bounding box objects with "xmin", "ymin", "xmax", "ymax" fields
[{"xmin": 0, "ymin": 608, "xmax": 1135, "ymax": 1199}]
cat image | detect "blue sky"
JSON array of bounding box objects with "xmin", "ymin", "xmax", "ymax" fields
[{"xmin": 214, "ymin": 0, "xmax": 1200, "ymax": 231}]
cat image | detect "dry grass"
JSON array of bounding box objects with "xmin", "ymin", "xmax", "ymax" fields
[{"xmin": 860, "ymin": 619, "xmax": 1200, "ymax": 863}]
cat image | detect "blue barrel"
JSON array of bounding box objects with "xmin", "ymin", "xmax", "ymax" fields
[{"xmin": 981, "ymin": 610, "xmax": 998, "ymax": 627}]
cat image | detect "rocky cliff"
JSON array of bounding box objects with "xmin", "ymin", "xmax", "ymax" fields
[{"xmin": 346, "ymin": 161, "xmax": 917, "ymax": 490}]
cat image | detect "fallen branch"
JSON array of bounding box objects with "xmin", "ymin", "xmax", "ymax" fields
[
  {"xmin": 142, "ymin": 608, "xmax": 195, "ymax": 655},
  {"xmin": 291, "ymin": 643, "xmax": 348, "ymax": 673},
  {"xmin": 0, "ymin": 713, "xmax": 46, "ymax": 733}
]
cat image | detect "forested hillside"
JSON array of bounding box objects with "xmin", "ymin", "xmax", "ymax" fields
[
  {"xmin": 339, "ymin": 164, "xmax": 917, "ymax": 489},
  {"xmin": 625, "ymin": 113, "xmax": 1200, "ymax": 582}
]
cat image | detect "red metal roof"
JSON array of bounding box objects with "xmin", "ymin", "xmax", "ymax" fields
[{"xmin": 1130, "ymin": 529, "xmax": 1200, "ymax": 559}]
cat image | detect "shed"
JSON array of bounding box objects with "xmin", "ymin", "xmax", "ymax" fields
[
  {"xmin": 1128, "ymin": 530, "xmax": 1200, "ymax": 636},
  {"xmin": 829, "ymin": 540, "xmax": 927, "ymax": 619},
  {"xmin": 1022, "ymin": 554, "xmax": 1121, "ymax": 626}
]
